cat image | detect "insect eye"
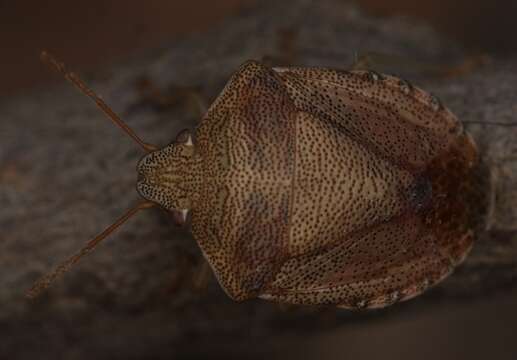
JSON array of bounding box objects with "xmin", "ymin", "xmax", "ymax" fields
[{"xmin": 175, "ymin": 129, "xmax": 192, "ymax": 144}]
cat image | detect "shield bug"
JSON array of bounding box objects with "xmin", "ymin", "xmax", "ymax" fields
[{"xmin": 28, "ymin": 51, "xmax": 494, "ymax": 309}]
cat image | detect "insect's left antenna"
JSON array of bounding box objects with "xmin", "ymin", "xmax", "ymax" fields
[
  {"xmin": 26, "ymin": 201, "xmax": 156, "ymax": 299},
  {"xmin": 40, "ymin": 51, "xmax": 158, "ymax": 153}
]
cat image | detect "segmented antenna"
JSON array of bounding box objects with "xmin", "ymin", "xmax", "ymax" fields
[
  {"xmin": 463, "ymin": 120, "xmax": 517, "ymax": 127},
  {"xmin": 27, "ymin": 53, "xmax": 161, "ymax": 298},
  {"xmin": 40, "ymin": 51, "xmax": 158, "ymax": 153},
  {"xmin": 27, "ymin": 201, "xmax": 155, "ymax": 298}
]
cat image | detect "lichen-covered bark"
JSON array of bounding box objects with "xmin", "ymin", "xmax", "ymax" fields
[{"xmin": 1, "ymin": 0, "xmax": 515, "ymax": 359}]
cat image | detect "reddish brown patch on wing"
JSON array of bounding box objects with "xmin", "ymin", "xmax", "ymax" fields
[{"xmin": 261, "ymin": 134, "xmax": 477, "ymax": 308}]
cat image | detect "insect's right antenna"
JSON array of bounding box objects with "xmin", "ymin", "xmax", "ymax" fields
[
  {"xmin": 40, "ymin": 51, "xmax": 158, "ymax": 153},
  {"xmin": 463, "ymin": 120, "xmax": 517, "ymax": 127},
  {"xmin": 26, "ymin": 201, "xmax": 156, "ymax": 299}
]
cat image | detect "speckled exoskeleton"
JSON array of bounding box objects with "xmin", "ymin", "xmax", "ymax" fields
[{"xmin": 29, "ymin": 52, "xmax": 486, "ymax": 309}]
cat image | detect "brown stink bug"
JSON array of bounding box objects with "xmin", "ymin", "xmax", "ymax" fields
[{"xmin": 28, "ymin": 51, "xmax": 491, "ymax": 309}]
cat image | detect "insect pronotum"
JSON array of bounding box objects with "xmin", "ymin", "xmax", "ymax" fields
[{"xmin": 29, "ymin": 51, "xmax": 510, "ymax": 309}]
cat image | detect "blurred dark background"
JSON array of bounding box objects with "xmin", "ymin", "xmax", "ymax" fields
[
  {"xmin": 1, "ymin": 0, "xmax": 517, "ymax": 96},
  {"xmin": 2, "ymin": 1, "xmax": 517, "ymax": 359}
]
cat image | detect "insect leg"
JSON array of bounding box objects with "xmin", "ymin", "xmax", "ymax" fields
[
  {"xmin": 262, "ymin": 27, "xmax": 299, "ymax": 67},
  {"xmin": 130, "ymin": 77, "xmax": 206, "ymax": 118},
  {"xmin": 350, "ymin": 51, "xmax": 491, "ymax": 78},
  {"xmin": 191, "ymin": 260, "xmax": 213, "ymax": 292}
]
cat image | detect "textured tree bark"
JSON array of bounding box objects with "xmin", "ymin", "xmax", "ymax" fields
[{"xmin": 1, "ymin": 0, "xmax": 516, "ymax": 359}]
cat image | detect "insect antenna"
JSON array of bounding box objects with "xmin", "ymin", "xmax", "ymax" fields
[
  {"xmin": 463, "ymin": 120, "xmax": 517, "ymax": 127},
  {"xmin": 27, "ymin": 201, "xmax": 156, "ymax": 299},
  {"xmin": 40, "ymin": 51, "xmax": 158, "ymax": 153}
]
